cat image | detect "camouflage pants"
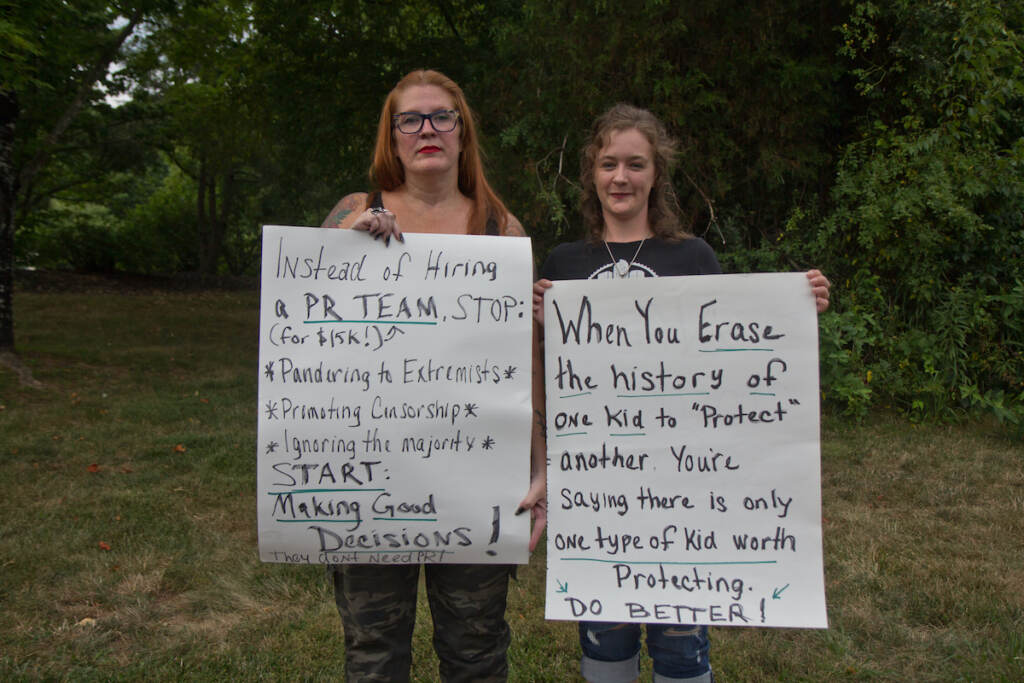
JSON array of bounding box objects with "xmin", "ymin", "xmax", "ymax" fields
[{"xmin": 332, "ymin": 563, "xmax": 512, "ymax": 682}]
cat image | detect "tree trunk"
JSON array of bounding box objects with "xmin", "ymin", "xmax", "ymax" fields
[
  {"xmin": 0, "ymin": 90, "xmax": 19, "ymax": 351},
  {"xmin": 197, "ymin": 155, "xmax": 223, "ymax": 276},
  {"xmin": 197, "ymin": 155, "xmax": 208, "ymax": 273},
  {"xmin": 217, "ymin": 169, "xmax": 237, "ymax": 272},
  {"xmin": 206, "ymin": 168, "xmax": 220, "ymax": 275}
]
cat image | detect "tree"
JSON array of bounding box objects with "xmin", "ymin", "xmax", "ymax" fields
[
  {"xmin": 482, "ymin": 0, "xmax": 852, "ymax": 260},
  {"xmin": 0, "ymin": 0, "xmax": 147, "ymax": 350},
  {"xmin": 119, "ymin": 0, "xmax": 505, "ymax": 275},
  {"xmin": 811, "ymin": 0, "xmax": 1024, "ymax": 422}
]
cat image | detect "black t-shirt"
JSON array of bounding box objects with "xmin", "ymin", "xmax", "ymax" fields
[{"xmin": 539, "ymin": 237, "xmax": 721, "ymax": 281}]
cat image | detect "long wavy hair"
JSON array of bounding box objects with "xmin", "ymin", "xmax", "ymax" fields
[
  {"xmin": 580, "ymin": 103, "xmax": 691, "ymax": 242},
  {"xmin": 366, "ymin": 69, "xmax": 510, "ymax": 235}
]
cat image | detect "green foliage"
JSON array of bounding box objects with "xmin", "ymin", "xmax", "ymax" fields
[
  {"xmin": 8, "ymin": 0, "xmax": 150, "ymax": 200},
  {"xmin": 17, "ymin": 157, "xmax": 204, "ymax": 274},
  {"xmin": 483, "ymin": 0, "xmax": 849, "ymax": 257},
  {"xmin": 17, "ymin": 200, "xmax": 123, "ymax": 272},
  {"xmin": 118, "ymin": 162, "xmax": 201, "ymax": 274},
  {"xmin": 817, "ymin": 304, "xmax": 877, "ymax": 417},
  {"xmin": 816, "ymin": 0, "xmax": 1024, "ymax": 424},
  {"xmin": 10, "ymin": 0, "xmax": 1024, "ymax": 425}
]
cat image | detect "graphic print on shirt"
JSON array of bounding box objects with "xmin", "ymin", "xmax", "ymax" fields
[{"xmin": 588, "ymin": 260, "xmax": 657, "ymax": 280}]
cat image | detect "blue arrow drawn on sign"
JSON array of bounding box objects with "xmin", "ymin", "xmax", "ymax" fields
[
  {"xmin": 772, "ymin": 584, "xmax": 790, "ymax": 600},
  {"xmin": 556, "ymin": 580, "xmax": 569, "ymax": 593}
]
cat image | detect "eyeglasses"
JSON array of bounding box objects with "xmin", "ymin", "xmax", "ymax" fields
[{"xmin": 392, "ymin": 109, "xmax": 460, "ymax": 134}]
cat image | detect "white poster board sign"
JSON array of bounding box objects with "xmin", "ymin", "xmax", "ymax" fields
[
  {"xmin": 544, "ymin": 273, "xmax": 827, "ymax": 628},
  {"xmin": 257, "ymin": 226, "xmax": 532, "ymax": 565}
]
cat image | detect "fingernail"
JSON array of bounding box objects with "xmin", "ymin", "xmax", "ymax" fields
[
  {"xmin": 397, "ymin": 233, "xmax": 405, "ymax": 243},
  {"xmin": 515, "ymin": 507, "xmax": 525, "ymax": 516}
]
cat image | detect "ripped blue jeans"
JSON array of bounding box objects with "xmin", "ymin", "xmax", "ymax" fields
[{"xmin": 579, "ymin": 621, "xmax": 711, "ymax": 683}]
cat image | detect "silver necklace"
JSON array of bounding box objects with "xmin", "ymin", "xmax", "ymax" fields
[{"xmin": 604, "ymin": 239, "xmax": 646, "ymax": 278}]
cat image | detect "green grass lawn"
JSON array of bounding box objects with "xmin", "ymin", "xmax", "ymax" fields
[{"xmin": 1, "ymin": 278, "xmax": 1022, "ymax": 681}]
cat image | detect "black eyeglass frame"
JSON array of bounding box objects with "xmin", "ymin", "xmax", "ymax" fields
[{"xmin": 391, "ymin": 109, "xmax": 461, "ymax": 135}]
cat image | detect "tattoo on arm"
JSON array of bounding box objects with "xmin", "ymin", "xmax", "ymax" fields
[
  {"xmin": 534, "ymin": 408, "xmax": 547, "ymax": 439},
  {"xmin": 505, "ymin": 215, "xmax": 526, "ymax": 237},
  {"xmin": 324, "ymin": 207, "xmax": 353, "ymax": 228},
  {"xmin": 321, "ymin": 193, "xmax": 367, "ymax": 228}
]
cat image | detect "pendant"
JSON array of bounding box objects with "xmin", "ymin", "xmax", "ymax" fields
[{"xmin": 615, "ymin": 259, "xmax": 630, "ymax": 278}]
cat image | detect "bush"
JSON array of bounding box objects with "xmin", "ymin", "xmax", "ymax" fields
[
  {"xmin": 17, "ymin": 201, "xmax": 124, "ymax": 273},
  {"xmin": 812, "ymin": 0, "xmax": 1024, "ymax": 425},
  {"xmin": 118, "ymin": 165, "xmax": 200, "ymax": 274}
]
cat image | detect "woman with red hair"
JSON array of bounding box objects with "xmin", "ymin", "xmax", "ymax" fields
[
  {"xmin": 321, "ymin": 69, "xmax": 546, "ymax": 682},
  {"xmin": 323, "ymin": 69, "xmax": 517, "ymax": 239}
]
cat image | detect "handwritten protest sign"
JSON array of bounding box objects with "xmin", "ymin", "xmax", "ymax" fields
[
  {"xmin": 257, "ymin": 226, "xmax": 532, "ymax": 565},
  {"xmin": 543, "ymin": 273, "xmax": 827, "ymax": 628}
]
